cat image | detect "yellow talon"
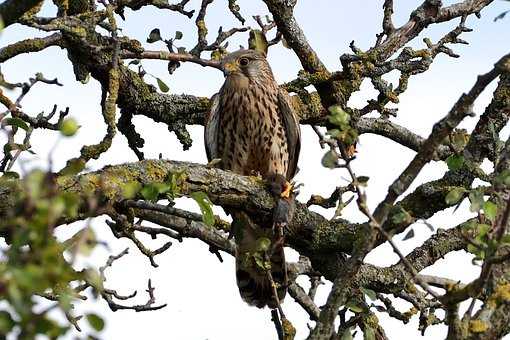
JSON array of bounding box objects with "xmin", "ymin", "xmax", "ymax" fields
[{"xmin": 281, "ymin": 181, "xmax": 293, "ymax": 199}]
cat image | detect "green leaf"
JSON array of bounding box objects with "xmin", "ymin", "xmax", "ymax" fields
[
  {"xmin": 60, "ymin": 159, "xmax": 86, "ymax": 176},
  {"xmin": 328, "ymin": 127, "xmax": 358, "ymax": 145},
  {"xmin": 156, "ymin": 77, "xmax": 169, "ymax": 93},
  {"xmin": 501, "ymin": 234, "xmax": 510, "ymax": 245},
  {"xmin": 248, "ymin": 29, "xmax": 268, "ymax": 54},
  {"xmin": 59, "ymin": 118, "xmax": 79, "ymax": 137},
  {"xmin": 467, "ymin": 243, "xmax": 485, "ymax": 260},
  {"xmin": 140, "ymin": 182, "xmax": 171, "ymax": 202},
  {"xmin": 86, "ymin": 313, "xmax": 105, "ymax": 332},
  {"xmin": 166, "ymin": 171, "xmax": 186, "ymax": 200},
  {"xmin": 253, "ymin": 252, "xmax": 267, "ymax": 270},
  {"xmin": 496, "ymin": 170, "xmax": 510, "ymax": 187},
  {"xmin": 122, "ymin": 181, "xmax": 142, "ymax": 199},
  {"xmin": 4, "ymin": 143, "xmax": 23, "ymax": 153},
  {"xmin": 255, "ymin": 237, "xmax": 271, "ymax": 252},
  {"xmin": 174, "ymin": 31, "xmax": 183, "ymax": 40},
  {"xmin": 140, "ymin": 184, "xmax": 159, "ymax": 201},
  {"xmin": 364, "ymin": 327, "xmax": 376, "ymax": 340},
  {"xmin": 58, "ymin": 292, "xmax": 73, "ymax": 312},
  {"xmin": 33, "ymin": 317, "xmax": 68, "ymax": 339},
  {"xmin": 469, "ymin": 190, "xmax": 484, "ymax": 212},
  {"xmin": 361, "ymin": 287, "xmax": 376, "ymax": 301},
  {"xmin": 345, "ymin": 300, "xmax": 363, "ymax": 313},
  {"xmin": 445, "ymin": 188, "xmax": 465, "ymax": 205},
  {"xmin": 0, "ymin": 311, "xmax": 14, "ymax": 333},
  {"xmin": 26, "ymin": 169, "xmax": 45, "ymax": 198},
  {"xmin": 147, "ymin": 28, "xmax": 162, "ymax": 43},
  {"xmin": 328, "ymin": 105, "xmax": 350, "ymax": 126},
  {"xmin": 483, "ymin": 201, "xmax": 498, "ymax": 222},
  {"xmin": 321, "ymin": 150, "xmax": 338, "ymax": 169},
  {"xmin": 340, "ymin": 328, "xmax": 354, "ymax": 340},
  {"xmin": 469, "ymin": 247, "xmax": 481, "ymax": 259},
  {"xmin": 64, "ymin": 227, "xmax": 96, "ymax": 256},
  {"xmin": 4, "ymin": 117, "xmax": 29, "ymax": 131},
  {"xmin": 190, "ymin": 191, "xmax": 215, "ymax": 227},
  {"xmin": 85, "ymin": 268, "xmax": 104, "ymax": 291},
  {"xmin": 34, "ymin": 317, "xmax": 55, "ymax": 334},
  {"xmin": 60, "ymin": 192, "xmax": 80, "ymax": 218},
  {"xmin": 446, "ymin": 154, "xmax": 464, "ymax": 171},
  {"xmin": 476, "ymin": 223, "xmax": 491, "ymax": 238}
]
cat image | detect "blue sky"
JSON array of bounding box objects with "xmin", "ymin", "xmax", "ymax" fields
[{"xmin": 1, "ymin": 0, "xmax": 510, "ymax": 339}]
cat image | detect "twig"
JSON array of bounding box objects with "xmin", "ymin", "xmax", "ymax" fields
[
  {"xmin": 99, "ymin": 247, "xmax": 129, "ymax": 281},
  {"xmin": 121, "ymin": 50, "xmax": 221, "ymax": 69}
]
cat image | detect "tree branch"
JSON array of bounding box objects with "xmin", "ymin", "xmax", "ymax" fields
[{"xmin": 0, "ymin": 0, "xmax": 42, "ymax": 27}]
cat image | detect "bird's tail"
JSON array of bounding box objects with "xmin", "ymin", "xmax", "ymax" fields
[{"xmin": 232, "ymin": 212, "xmax": 287, "ymax": 309}]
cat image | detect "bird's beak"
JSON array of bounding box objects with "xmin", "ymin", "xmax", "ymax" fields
[{"xmin": 223, "ymin": 62, "xmax": 239, "ymax": 76}]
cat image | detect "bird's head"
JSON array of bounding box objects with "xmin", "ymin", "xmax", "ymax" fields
[{"xmin": 221, "ymin": 49, "xmax": 275, "ymax": 86}]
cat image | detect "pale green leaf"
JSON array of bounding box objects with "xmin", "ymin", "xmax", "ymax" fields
[
  {"xmin": 4, "ymin": 117, "xmax": 29, "ymax": 131},
  {"xmin": 445, "ymin": 188, "xmax": 465, "ymax": 205},
  {"xmin": 469, "ymin": 190, "xmax": 484, "ymax": 212},
  {"xmin": 321, "ymin": 150, "xmax": 338, "ymax": 169},
  {"xmin": 364, "ymin": 327, "xmax": 376, "ymax": 340},
  {"xmin": 156, "ymin": 77, "xmax": 169, "ymax": 93},
  {"xmin": 483, "ymin": 201, "xmax": 498, "ymax": 222},
  {"xmin": 446, "ymin": 154, "xmax": 464, "ymax": 171},
  {"xmin": 361, "ymin": 287, "xmax": 376, "ymax": 301},
  {"xmin": 190, "ymin": 191, "xmax": 214, "ymax": 227},
  {"xmin": 341, "ymin": 328, "xmax": 353, "ymax": 340},
  {"xmin": 122, "ymin": 181, "xmax": 142, "ymax": 199},
  {"xmin": 345, "ymin": 300, "xmax": 363, "ymax": 313},
  {"xmin": 86, "ymin": 313, "xmax": 105, "ymax": 332}
]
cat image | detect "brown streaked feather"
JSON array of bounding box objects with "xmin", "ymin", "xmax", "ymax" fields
[
  {"xmin": 233, "ymin": 212, "xmax": 287, "ymax": 309},
  {"xmin": 203, "ymin": 49, "xmax": 301, "ymax": 309},
  {"xmin": 277, "ymin": 88, "xmax": 301, "ymax": 180},
  {"xmin": 204, "ymin": 94, "xmax": 220, "ymax": 162}
]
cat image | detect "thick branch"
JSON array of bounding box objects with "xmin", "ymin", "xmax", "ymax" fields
[
  {"xmin": 357, "ymin": 117, "xmax": 451, "ymax": 159},
  {"xmin": 0, "ymin": 0, "xmax": 42, "ymax": 27},
  {"xmin": 0, "ymin": 33, "xmax": 64, "ymax": 63}
]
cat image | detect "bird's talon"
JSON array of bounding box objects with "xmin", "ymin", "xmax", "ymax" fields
[{"xmin": 280, "ymin": 181, "xmax": 293, "ymax": 198}]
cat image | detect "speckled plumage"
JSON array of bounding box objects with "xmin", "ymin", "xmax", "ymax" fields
[
  {"xmin": 205, "ymin": 49, "xmax": 301, "ymax": 308},
  {"xmin": 205, "ymin": 49, "xmax": 300, "ymax": 180}
]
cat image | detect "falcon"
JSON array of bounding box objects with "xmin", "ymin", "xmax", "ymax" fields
[{"xmin": 204, "ymin": 49, "xmax": 301, "ymax": 308}]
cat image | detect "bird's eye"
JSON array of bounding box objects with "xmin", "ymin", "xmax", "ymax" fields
[{"xmin": 239, "ymin": 58, "xmax": 249, "ymax": 66}]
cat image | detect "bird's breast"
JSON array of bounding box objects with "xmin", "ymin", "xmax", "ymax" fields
[{"xmin": 218, "ymin": 85, "xmax": 286, "ymax": 177}]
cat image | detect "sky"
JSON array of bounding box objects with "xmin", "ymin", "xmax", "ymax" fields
[{"xmin": 1, "ymin": 0, "xmax": 510, "ymax": 339}]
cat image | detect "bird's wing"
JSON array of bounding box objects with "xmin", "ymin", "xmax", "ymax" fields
[
  {"xmin": 204, "ymin": 93, "xmax": 220, "ymax": 162},
  {"xmin": 277, "ymin": 88, "xmax": 301, "ymax": 180}
]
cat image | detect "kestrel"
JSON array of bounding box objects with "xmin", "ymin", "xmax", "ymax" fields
[{"xmin": 205, "ymin": 49, "xmax": 301, "ymax": 308}]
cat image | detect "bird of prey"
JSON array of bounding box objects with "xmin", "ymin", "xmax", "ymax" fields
[{"xmin": 204, "ymin": 49, "xmax": 301, "ymax": 308}]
